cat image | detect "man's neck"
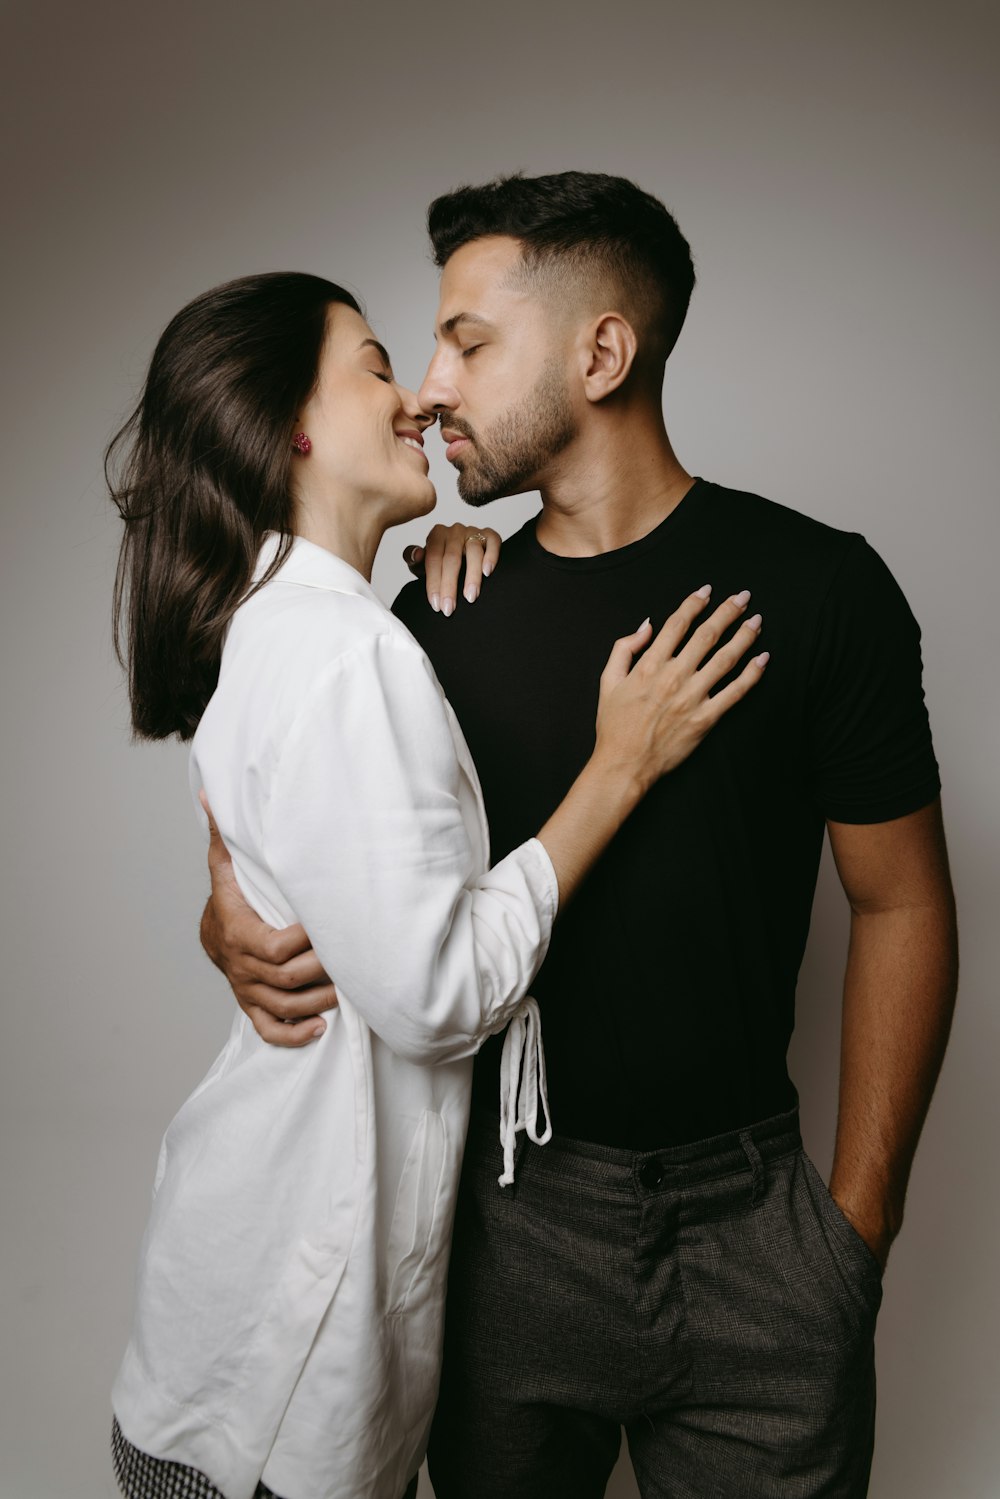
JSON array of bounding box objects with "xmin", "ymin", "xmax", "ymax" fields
[{"xmin": 533, "ymin": 407, "xmax": 692, "ymax": 558}]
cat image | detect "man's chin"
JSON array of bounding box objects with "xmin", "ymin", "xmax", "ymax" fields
[
  {"xmin": 456, "ymin": 472, "xmax": 503, "ymax": 507},
  {"xmin": 457, "ymin": 466, "xmax": 534, "ymax": 507}
]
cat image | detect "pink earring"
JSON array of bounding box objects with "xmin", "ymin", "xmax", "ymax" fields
[{"xmin": 292, "ymin": 432, "xmax": 312, "ymax": 455}]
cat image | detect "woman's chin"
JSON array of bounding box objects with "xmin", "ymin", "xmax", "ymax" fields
[
  {"xmin": 382, "ymin": 486, "xmax": 437, "ymax": 533},
  {"xmin": 406, "ymin": 482, "xmax": 438, "ymax": 522}
]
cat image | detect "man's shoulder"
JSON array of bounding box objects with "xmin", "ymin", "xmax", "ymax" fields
[
  {"xmin": 391, "ymin": 577, "xmax": 438, "ymax": 657},
  {"xmin": 392, "ymin": 574, "xmax": 429, "ymax": 627},
  {"xmin": 701, "ymin": 479, "xmax": 859, "ymax": 555},
  {"xmin": 392, "ymin": 514, "xmax": 538, "ymax": 638},
  {"xmin": 695, "ymin": 481, "xmax": 880, "ymax": 607}
]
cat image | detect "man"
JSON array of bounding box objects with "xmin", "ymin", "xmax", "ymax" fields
[{"xmin": 202, "ymin": 173, "xmax": 956, "ymax": 1497}]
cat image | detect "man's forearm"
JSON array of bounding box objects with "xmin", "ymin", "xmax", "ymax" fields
[{"xmin": 828, "ymin": 896, "xmax": 958, "ymax": 1264}]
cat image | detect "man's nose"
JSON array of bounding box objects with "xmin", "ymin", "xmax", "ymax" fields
[{"xmin": 417, "ymin": 355, "xmax": 457, "ymax": 416}]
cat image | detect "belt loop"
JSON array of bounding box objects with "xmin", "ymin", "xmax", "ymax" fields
[{"xmin": 739, "ymin": 1129, "xmax": 764, "ymax": 1207}]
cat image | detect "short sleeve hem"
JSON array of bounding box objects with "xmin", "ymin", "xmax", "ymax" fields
[{"xmin": 821, "ymin": 774, "xmax": 941, "ymax": 826}]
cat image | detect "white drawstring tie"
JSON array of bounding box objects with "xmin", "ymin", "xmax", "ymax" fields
[{"xmin": 498, "ymin": 996, "xmax": 551, "ymax": 1186}]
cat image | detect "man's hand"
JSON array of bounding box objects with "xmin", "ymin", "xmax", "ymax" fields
[
  {"xmin": 403, "ymin": 522, "xmax": 502, "ymax": 616},
  {"xmin": 199, "ymin": 792, "xmax": 338, "ymax": 1046}
]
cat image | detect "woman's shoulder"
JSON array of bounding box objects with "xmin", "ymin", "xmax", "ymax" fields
[
  {"xmin": 233, "ymin": 566, "xmax": 374, "ymax": 651},
  {"xmin": 222, "ymin": 570, "xmax": 433, "ymax": 713}
]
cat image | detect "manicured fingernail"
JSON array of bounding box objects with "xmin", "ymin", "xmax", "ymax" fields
[
  {"xmin": 732, "ymin": 589, "xmax": 751, "ymax": 607},
  {"xmin": 639, "ymin": 616, "xmax": 651, "ymax": 631},
  {"xmin": 464, "ymin": 584, "xmax": 479, "ymax": 604},
  {"xmin": 483, "ymin": 561, "xmax": 493, "ymax": 577},
  {"xmin": 311, "ymin": 1022, "xmax": 326, "ymax": 1039},
  {"xmin": 430, "ymin": 592, "xmax": 440, "ymax": 613},
  {"xmin": 745, "ymin": 613, "xmax": 762, "ymax": 631},
  {"xmin": 695, "ymin": 584, "xmax": 712, "ymax": 598},
  {"xmin": 442, "ymin": 597, "xmax": 454, "ymax": 617},
  {"xmin": 755, "ymin": 651, "xmax": 770, "ymax": 667}
]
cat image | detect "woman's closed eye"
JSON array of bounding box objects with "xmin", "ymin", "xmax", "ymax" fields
[{"xmin": 461, "ymin": 345, "xmax": 482, "ymax": 359}]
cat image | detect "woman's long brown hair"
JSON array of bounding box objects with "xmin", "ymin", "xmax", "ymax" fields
[{"xmin": 107, "ymin": 271, "xmax": 361, "ymax": 740}]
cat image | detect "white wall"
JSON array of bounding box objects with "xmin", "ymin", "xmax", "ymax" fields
[{"xmin": 1, "ymin": 2, "xmax": 997, "ymax": 1495}]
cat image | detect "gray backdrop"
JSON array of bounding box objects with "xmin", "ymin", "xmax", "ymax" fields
[{"xmin": 2, "ymin": 2, "xmax": 997, "ymax": 1495}]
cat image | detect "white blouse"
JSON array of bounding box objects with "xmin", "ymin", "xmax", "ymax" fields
[{"xmin": 112, "ymin": 534, "xmax": 559, "ymax": 1499}]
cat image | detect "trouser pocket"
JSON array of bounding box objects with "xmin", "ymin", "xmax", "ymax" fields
[{"xmin": 799, "ymin": 1149, "xmax": 884, "ymax": 1317}]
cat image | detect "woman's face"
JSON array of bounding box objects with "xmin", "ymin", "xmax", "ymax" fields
[{"xmin": 293, "ymin": 303, "xmax": 436, "ymax": 527}]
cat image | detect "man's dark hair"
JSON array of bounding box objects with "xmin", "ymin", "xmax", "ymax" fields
[{"xmin": 427, "ymin": 171, "xmax": 695, "ymax": 364}]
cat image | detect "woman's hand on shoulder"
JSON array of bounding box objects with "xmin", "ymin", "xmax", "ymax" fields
[{"xmin": 403, "ymin": 523, "xmax": 501, "ymax": 616}]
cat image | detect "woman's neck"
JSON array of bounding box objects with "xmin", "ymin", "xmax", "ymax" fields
[{"xmin": 293, "ymin": 504, "xmax": 384, "ymax": 582}]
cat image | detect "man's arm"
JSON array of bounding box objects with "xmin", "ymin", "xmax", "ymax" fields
[
  {"xmin": 826, "ymin": 798, "xmax": 958, "ymax": 1269},
  {"xmin": 199, "ymin": 795, "xmax": 338, "ymax": 1047}
]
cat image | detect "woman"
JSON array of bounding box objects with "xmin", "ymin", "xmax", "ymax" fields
[{"xmin": 108, "ymin": 272, "xmax": 766, "ymax": 1499}]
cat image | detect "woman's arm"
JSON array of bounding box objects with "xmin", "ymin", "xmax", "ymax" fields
[
  {"xmin": 256, "ymin": 591, "xmax": 763, "ymax": 1064},
  {"xmin": 261, "ymin": 630, "xmax": 555, "ymax": 1064}
]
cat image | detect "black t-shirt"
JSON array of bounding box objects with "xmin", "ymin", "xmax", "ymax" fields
[{"xmin": 393, "ymin": 479, "xmax": 940, "ymax": 1148}]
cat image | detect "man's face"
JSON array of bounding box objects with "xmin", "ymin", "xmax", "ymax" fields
[{"xmin": 418, "ymin": 236, "xmax": 577, "ymax": 506}]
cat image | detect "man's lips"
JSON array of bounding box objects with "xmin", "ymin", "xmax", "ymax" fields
[{"xmin": 441, "ymin": 427, "xmax": 473, "ymax": 463}]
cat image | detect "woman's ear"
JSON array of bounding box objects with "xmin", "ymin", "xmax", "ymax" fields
[{"xmin": 581, "ymin": 313, "xmax": 639, "ymax": 403}]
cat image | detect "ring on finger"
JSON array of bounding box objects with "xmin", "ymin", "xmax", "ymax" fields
[{"xmin": 465, "ymin": 531, "xmax": 489, "ymax": 548}]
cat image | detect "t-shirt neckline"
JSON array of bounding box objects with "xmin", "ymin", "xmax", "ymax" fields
[{"xmin": 525, "ymin": 477, "xmax": 707, "ymax": 572}]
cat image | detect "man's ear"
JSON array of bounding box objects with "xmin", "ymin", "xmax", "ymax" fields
[{"xmin": 580, "ymin": 313, "xmax": 639, "ymax": 403}]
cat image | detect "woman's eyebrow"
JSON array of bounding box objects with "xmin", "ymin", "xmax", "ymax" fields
[{"xmin": 358, "ymin": 336, "xmax": 393, "ymax": 370}]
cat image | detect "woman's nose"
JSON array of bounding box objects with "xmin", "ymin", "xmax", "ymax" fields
[{"xmin": 399, "ymin": 386, "xmax": 435, "ymax": 431}]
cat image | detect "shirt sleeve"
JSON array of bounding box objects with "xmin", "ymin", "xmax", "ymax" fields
[
  {"xmin": 805, "ymin": 535, "xmax": 941, "ymax": 824},
  {"xmin": 262, "ymin": 629, "xmax": 559, "ymax": 1063}
]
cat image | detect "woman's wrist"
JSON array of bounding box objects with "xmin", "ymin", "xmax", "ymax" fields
[
  {"xmin": 584, "ymin": 746, "xmax": 649, "ymax": 816},
  {"xmin": 536, "ymin": 754, "xmax": 644, "ymax": 908}
]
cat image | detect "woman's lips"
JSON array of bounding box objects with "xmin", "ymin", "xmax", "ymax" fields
[{"xmin": 398, "ymin": 434, "xmax": 429, "ymax": 465}]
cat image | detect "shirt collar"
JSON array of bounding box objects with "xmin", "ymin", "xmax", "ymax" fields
[{"xmin": 253, "ymin": 532, "xmax": 380, "ymax": 602}]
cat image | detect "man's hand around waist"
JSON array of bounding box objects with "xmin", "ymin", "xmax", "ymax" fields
[{"xmin": 199, "ymin": 791, "xmax": 338, "ymax": 1046}]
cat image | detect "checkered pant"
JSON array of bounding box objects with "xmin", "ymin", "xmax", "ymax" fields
[
  {"xmin": 111, "ymin": 1419, "xmax": 281, "ymax": 1499},
  {"xmin": 112, "ymin": 1418, "xmax": 421, "ymax": 1499},
  {"xmin": 428, "ymin": 1108, "xmax": 881, "ymax": 1498}
]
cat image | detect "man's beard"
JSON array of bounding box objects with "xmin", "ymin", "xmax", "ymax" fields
[{"xmin": 451, "ymin": 357, "xmax": 577, "ymax": 507}]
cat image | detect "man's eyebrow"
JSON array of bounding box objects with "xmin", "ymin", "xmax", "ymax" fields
[
  {"xmin": 358, "ymin": 337, "xmax": 393, "ymax": 369},
  {"xmin": 437, "ymin": 312, "xmax": 495, "ymax": 338}
]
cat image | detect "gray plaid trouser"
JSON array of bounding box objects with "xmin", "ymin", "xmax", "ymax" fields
[{"xmin": 428, "ymin": 1107, "xmax": 882, "ymax": 1499}]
